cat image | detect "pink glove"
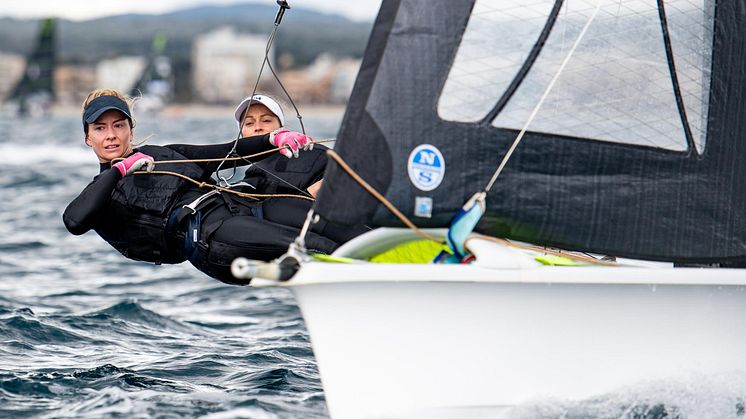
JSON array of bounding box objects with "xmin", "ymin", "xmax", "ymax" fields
[
  {"xmin": 113, "ymin": 152, "xmax": 154, "ymax": 176},
  {"xmin": 270, "ymin": 129, "xmax": 314, "ymax": 158}
]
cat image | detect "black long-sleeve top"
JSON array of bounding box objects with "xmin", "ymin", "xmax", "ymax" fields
[{"xmin": 62, "ymin": 134, "xmax": 273, "ymax": 238}]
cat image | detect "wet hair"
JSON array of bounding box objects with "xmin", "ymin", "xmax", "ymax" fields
[{"xmin": 82, "ymin": 89, "xmax": 136, "ymax": 136}]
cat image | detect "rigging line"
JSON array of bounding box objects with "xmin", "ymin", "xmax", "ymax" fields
[
  {"xmin": 215, "ymin": 0, "xmax": 290, "ymax": 180},
  {"xmin": 326, "ymin": 150, "xmax": 444, "ymax": 245},
  {"xmin": 132, "ymin": 170, "xmax": 315, "ymax": 202},
  {"xmin": 265, "ymin": 57, "xmax": 305, "ymax": 135},
  {"xmin": 217, "ymin": 1, "xmax": 312, "ymax": 196},
  {"xmin": 115, "ymin": 147, "xmax": 326, "ymax": 199},
  {"xmin": 483, "ymin": 0, "xmax": 601, "ymax": 193},
  {"xmin": 116, "ymin": 138, "xmax": 336, "ymax": 165},
  {"xmin": 235, "ymin": 153, "xmax": 315, "ymax": 199}
]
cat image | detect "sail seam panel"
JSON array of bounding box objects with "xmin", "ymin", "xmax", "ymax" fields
[
  {"xmin": 656, "ymin": 0, "xmax": 698, "ymax": 156},
  {"xmin": 479, "ymin": 0, "xmax": 566, "ymax": 126}
]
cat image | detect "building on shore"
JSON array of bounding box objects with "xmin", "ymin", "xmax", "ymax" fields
[
  {"xmin": 0, "ymin": 52, "xmax": 96, "ymax": 107},
  {"xmin": 55, "ymin": 65, "xmax": 97, "ymax": 106},
  {"xmin": 0, "ymin": 53, "xmax": 26, "ymax": 102},
  {"xmin": 192, "ymin": 27, "xmax": 273, "ymax": 104},
  {"xmin": 279, "ymin": 54, "xmax": 361, "ymax": 104},
  {"xmin": 96, "ymin": 57, "xmax": 147, "ymax": 94}
]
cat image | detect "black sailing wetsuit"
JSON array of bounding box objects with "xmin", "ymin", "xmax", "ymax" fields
[{"xmin": 63, "ymin": 136, "xmax": 349, "ymax": 285}]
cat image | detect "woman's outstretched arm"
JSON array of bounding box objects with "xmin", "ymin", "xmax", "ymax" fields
[
  {"xmin": 63, "ymin": 168, "xmax": 121, "ymax": 235},
  {"xmin": 166, "ymin": 134, "xmax": 275, "ymax": 173}
]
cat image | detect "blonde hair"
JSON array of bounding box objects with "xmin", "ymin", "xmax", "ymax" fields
[{"xmin": 82, "ymin": 89, "xmax": 137, "ymax": 135}]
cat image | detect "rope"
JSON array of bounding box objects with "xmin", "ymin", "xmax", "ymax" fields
[
  {"xmin": 133, "ymin": 170, "xmax": 314, "ymax": 202},
  {"xmin": 116, "ymin": 139, "xmax": 336, "ymax": 203},
  {"xmin": 326, "ymin": 150, "xmax": 444, "ymax": 245},
  {"xmin": 216, "ymin": 6, "xmax": 283, "ymax": 178},
  {"xmin": 119, "ymin": 138, "xmax": 335, "ymax": 166},
  {"xmin": 324, "ymin": 151, "xmax": 617, "ymax": 262}
]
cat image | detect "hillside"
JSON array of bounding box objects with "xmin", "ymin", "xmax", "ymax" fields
[{"xmin": 0, "ymin": 3, "xmax": 373, "ymax": 67}]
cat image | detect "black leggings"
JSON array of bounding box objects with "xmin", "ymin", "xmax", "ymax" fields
[
  {"xmin": 188, "ymin": 197, "xmax": 365, "ymax": 285},
  {"xmin": 260, "ymin": 197, "xmax": 369, "ymax": 244}
]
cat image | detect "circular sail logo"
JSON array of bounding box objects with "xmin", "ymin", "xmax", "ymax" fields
[{"xmin": 408, "ymin": 144, "xmax": 445, "ymax": 191}]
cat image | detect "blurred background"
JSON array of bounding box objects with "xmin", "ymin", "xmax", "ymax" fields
[{"xmin": 0, "ymin": 0, "xmax": 382, "ymax": 118}]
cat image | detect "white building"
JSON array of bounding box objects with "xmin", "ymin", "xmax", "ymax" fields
[
  {"xmin": 192, "ymin": 27, "xmax": 273, "ymax": 104},
  {"xmin": 0, "ymin": 53, "xmax": 26, "ymax": 101},
  {"xmin": 328, "ymin": 57, "xmax": 362, "ymax": 104},
  {"xmin": 96, "ymin": 56, "xmax": 146, "ymax": 93}
]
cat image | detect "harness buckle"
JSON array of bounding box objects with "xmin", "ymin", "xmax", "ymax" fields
[{"xmin": 182, "ymin": 189, "xmax": 221, "ymax": 214}]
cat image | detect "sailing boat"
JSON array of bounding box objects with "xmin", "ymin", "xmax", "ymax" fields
[
  {"xmin": 9, "ymin": 17, "xmax": 56, "ymax": 117},
  {"xmin": 129, "ymin": 34, "xmax": 173, "ymax": 112},
  {"xmin": 234, "ymin": 0, "xmax": 746, "ymax": 417}
]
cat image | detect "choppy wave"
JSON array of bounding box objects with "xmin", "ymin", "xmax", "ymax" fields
[
  {"xmin": 507, "ymin": 372, "xmax": 746, "ymax": 418},
  {"xmin": 1, "ymin": 114, "xmax": 332, "ymax": 418}
]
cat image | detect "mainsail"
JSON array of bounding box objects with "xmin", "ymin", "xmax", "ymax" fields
[
  {"xmin": 314, "ymin": 0, "xmax": 746, "ymax": 264},
  {"xmin": 10, "ymin": 17, "xmax": 56, "ymax": 115}
]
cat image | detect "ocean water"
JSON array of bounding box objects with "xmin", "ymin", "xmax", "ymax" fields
[
  {"xmin": 0, "ymin": 108, "xmax": 344, "ymax": 418},
  {"xmin": 3, "ymin": 108, "xmax": 746, "ymax": 419}
]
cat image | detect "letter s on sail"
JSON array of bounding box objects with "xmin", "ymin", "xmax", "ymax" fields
[{"xmin": 408, "ymin": 144, "xmax": 445, "ymax": 191}]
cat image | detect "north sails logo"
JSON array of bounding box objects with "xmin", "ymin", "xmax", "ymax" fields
[{"xmin": 408, "ymin": 144, "xmax": 445, "ymax": 191}]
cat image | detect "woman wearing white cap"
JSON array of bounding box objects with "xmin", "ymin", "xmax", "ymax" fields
[
  {"xmin": 230, "ymin": 93, "xmax": 368, "ymax": 250},
  {"xmin": 63, "ymin": 89, "xmax": 339, "ymax": 284},
  {"xmin": 233, "ymin": 94, "xmax": 327, "ymax": 197}
]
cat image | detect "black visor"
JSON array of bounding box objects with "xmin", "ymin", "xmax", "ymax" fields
[{"xmin": 82, "ymin": 96, "xmax": 132, "ymax": 132}]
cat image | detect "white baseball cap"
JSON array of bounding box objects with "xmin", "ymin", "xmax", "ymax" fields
[{"xmin": 233, "ymin": 94, "xmax": 285, "ymax": 128}]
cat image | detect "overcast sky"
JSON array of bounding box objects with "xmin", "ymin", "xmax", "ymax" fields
[{"xmin": 0, "ymin": 0, "xmax": 382, "ymax": 22}]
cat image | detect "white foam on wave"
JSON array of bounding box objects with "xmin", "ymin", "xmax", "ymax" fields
[
  {"xmin": 0, "ymin": 143, "xmax": 95, "ymax": 165},
  {"xmin": 508, "ymin": 371, "xmax": 746, "ymax": 418}
]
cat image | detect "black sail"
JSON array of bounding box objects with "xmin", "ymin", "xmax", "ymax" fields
[
  {"xmin": 10, "ymin": 18, "xmax": 56, "ymax": 111},
  {"xmin": 129, "ymin": 33, "xmax": 173, "ymax": 105},
  {"xmin": 315, "ymin": 0, "xmax": 746, "ymax": 264}
]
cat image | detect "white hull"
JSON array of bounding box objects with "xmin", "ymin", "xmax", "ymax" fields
[{"xmin": 251, "ymin": 230, "xmax": 746, "ymax": 418}]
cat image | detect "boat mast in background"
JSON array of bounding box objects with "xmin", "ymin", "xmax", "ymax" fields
[
  {"xmin": 129, "ymin": 33, "xmax": 174, "ymax": 112},
  {"xmin": 9, "ymin": 17, "xmax": 56, "ymax": 117}
]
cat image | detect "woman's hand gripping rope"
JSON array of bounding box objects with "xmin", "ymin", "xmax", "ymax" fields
[
  {"xmin": 113, "ymin": 152, "xmax": 155, "ymax": 176},
  {"xmin": 269, "ymin": 129, "xmax": 314, "ymax": 158}
]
